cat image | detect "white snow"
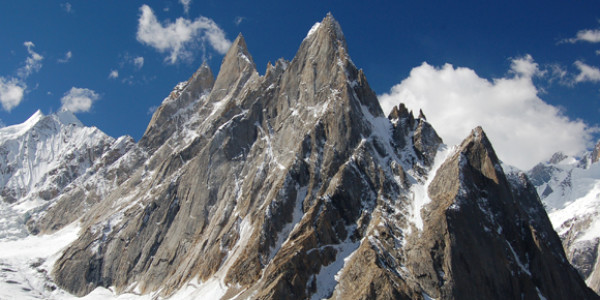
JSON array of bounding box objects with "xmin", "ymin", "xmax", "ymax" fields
[
  {"xmin": 310, "ymin": 226, "xmax": 360, "ymax": 300},
  {"xmin": 408, "ymin": 145, "xmax": 454, "ymax": 231},
  {"xmin": 269, "ymin": 185, "xmax": 307, "ymax": 260},
  {"xmin": 533, "ymin": 157, "xmax": 600, "ymax": 244},
  {"xmin": 0, "ymin": 223, "xmax": 80, "ymax": 300},
  {"xmin": 536, "ymin": 287, "xmax": 548, "ymax": 300},
  {"xmin": 305, "ymin": 22, "xmax": 321, "ymax": 39}
]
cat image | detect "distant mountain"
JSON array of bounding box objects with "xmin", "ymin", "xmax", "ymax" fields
[
  {"xmin": 0, "ymin": 109, "xmax": 117, "ymax": 239},
  {"xmin": 527, "ymin": 141, "xmax": 600, "ymax": 294}
]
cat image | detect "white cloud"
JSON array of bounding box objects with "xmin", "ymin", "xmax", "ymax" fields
[
  {"xmin": 565, "ymin": 29, "xmax": 600, "ymax": 43},
  {"xmin": 61, "ymin": 2, "xmax": 73, "ymax": 13},
  {"xmin": 18, "ymin": 41, "xmax": 43, "ymax": 79},
  {"xmin": 179, "ymin": 0, "xmax": 191, "ymax": 14},
  {"xmin": 60, "ymin": 87, "xmax": 99, "ymax": 113},
  {"xmin": 574, "ymin": 61, "xmax": 600, "ymax": 83},
  {"xmin": 234, "ymin": 16, "xmax": 245, "ymax": 26},
  {"xmin": 0, "ymin": 77, "xmax": 26, "ymax": 112},
  {"xmin": 108, "ymin": 70, "xmax": 119, "ymax": 79},
  {"xmin": 378, "ymin": 57, "xmax": 597, "ymax": 170},
  {"xmin": 58, "ymin": 50, "xmax": 72, "ymax": 63},
  {"xmin": 133, "ymin": 56, "xmax": 144, "ymax": 69},
  {"xmin": 510, "ymin": 54, "xmax": 544, "ymax": 78},
  {"xmin": 136, "ymin": 4, "xmax": 231, "ymax": 64}
]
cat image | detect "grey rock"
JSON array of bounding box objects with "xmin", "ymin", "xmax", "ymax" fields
[{"xmin": 48, "ymin": 14, "xmax": 597, "ymax": 300}]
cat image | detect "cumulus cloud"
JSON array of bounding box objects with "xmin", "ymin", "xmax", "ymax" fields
[
  {"xmin": 564, "ymin": 29, "xmax": 600, "ymax": 44},
  {"xmin": 378, "ymin": 56, "xmax": 597, "ymax": 170},
  {"xmin": 510, "ymin": 54, "xmax": 544, "ymax": 78},
  {"xmin": 0, "ymin": 41, "xmax": 45, "ymax": 111},
  {"xmin": 108, "ymin": 70, "xmax": 119, "ymax": 79},
  {"xmin": 60, "ymin": 87, "xmax": 99, "ymax": 113},
  {"xmin": 58, "ymin": 50, "xmax": 72, "ymax": 63},
  {"xmin": 18, "ymin": 41, "xmax": 43, "ymax": 79},
  {"xmin": 0, "ymin": 77, "xmax": 26, "ymax": 112},
  {"xmin": 136, "ymin": 4, "xmax": 231, "ymax": 64},
  {"xmin": 179, "ymin": 0, "xmax": 191, "ymax": 14},
  {"xmin": 133, "ymin": 56, "xmax": 144, "ymax": 69},
  {"xmin": 574, "ymin": 61, "xmax": 600, "ymax": 83}
]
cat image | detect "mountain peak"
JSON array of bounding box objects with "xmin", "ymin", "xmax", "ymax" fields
[
  {"xmin": 0, "ymin": 109, "xmax": 44, "ymax": 139},
  {"xmin": 210, "ymin": 32, "xmax": 257, "ymax": 100},
  {"xmin": 458, "ymin": 126, "xmax": 503, "ymax": 184},
  {"xmin": 304, "ymin": 13, "xmax": 346, "ymax": 49},
  {"xmin": 55, "ymin": 109, "xmax": 83, "ymax": 127}
]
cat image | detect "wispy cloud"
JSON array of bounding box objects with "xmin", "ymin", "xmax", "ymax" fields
[
  {"xmin": 574, "ymin": 61, "xmax": 600, "ymax": 83},
  {"xmin": 133, "ymin": 56, "xmax": 144, "ymax": 69},
  {"xmin": 179, "ymin": 0, "xmax": 192, "ymax": 14},
  {"xmin": 136, "ymin": 4, "xmax": 231, "ymax": 64},
  {"xmin": 108, "ymin": 70, "xmax": 119, "ymax": 79},
  {"xmin": 60, "ymin": 87, "xmax": 100, "ymax": 113},
  {"xmin": 378, "ymin": 55, "xmax": 597, "ymax": 169},
  {"xmin": 0, "ymin": 78, "xmax": 26, "ymax": 112},
  {"xmin": 58, "ymin": 50, "xmax": 72, "ymax": 63},
  {"xmin": 234, "ymin": 16, "xmax": 245, "ymax": 26},
  {"xmin": 563, "ymin": 28, "xmax": 600, "ymax": 44},
  {"xmin": 0, "ymin": 42, "xmax": 45, "ymax": 111},
  {"xmin": 147, "ymin": 105, "xmax": 158, "ymax": 115},
  {"xmin": 61, "ymin": 2, "xmax": 73, "ymax": 13},
  {"xmin": 18, "ymin": 41, "xmax": 43, "ymax": 79}
]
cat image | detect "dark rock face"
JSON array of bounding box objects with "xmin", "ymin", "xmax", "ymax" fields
[
  {"xmin": 49, "ymin": 14, "xmax": 597, "ymax": 300},
  {"xmin": 406, "ymin": 127, "xmax": 596, "ymax": 300}
]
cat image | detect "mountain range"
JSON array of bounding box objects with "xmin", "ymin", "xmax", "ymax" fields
[{"xmin": 0, "ymin": 14, "xmax": 598, "ymax": 300}]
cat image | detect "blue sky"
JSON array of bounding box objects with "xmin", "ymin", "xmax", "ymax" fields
[{"xmin": 0, "ymin": 1, "xmax": 599, "ymax": 168}]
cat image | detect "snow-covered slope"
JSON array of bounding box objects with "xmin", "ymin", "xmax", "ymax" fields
[
  {"xmin": 527, "ymin": 146, "xmax": 600, "ymax": 292},
  {"xmin": 0, "ymin": 109, "xmax": 117, "ymax": 240}
]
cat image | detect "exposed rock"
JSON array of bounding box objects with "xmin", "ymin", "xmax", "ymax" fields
[
  {"xmin": 48, "ymin": 14, "xmax": 597, "ymax": 300},
  {"xmin": 404, "ymin": 127, "xmax": 596, "ymax": 299},
  {"xmin": 139, "ymin": 62, "xmax": 215, "ymax": 153},
  {"xmin": 593, "ymin": 141, "xmax": 600, "ymax": 164}
]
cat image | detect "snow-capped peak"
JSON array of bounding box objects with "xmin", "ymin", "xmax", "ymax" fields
[
  {"xmin": 0, "ymin": 110, "xmax": 44, "ymax": 140},
  {"xmin": 55, "ymin": 109, "xmax": 83, "ymax": 127}
]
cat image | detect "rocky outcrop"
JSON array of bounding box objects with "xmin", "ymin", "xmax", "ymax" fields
[
  {"xmin": 403, "ymin": 127, "xmax": 595, "ymax": 299},
  {"xmin": 139, "ymin": 62, "xmax": 215, "ymax": 154},
  {"xmin": 49, "ymin": 14, "xmax": 597, "ymax": 300}
]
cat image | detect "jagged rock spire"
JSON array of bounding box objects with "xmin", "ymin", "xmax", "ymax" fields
[
  {"xmin": 139, "ymin": 61, "xmax": 214, "ymax": 152},
  {"xmin": 210, "ymin": 33, "xmax": 257, "ymax": 100}
]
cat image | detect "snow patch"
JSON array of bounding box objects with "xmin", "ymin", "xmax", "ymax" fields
[
  {"xmin": 408, "ymin": 145, "xmax": 454, "ymax": 231},
  {"xmin": 305, "ymin": 22, "xmax": 321, "ymax": 39}
]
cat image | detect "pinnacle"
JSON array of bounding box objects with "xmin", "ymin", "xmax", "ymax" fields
[{"xmin": 459, "ymin": 126, "xmax": 503, "ymax": 183}]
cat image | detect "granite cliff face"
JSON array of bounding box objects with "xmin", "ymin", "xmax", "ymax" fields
[{"xmin": 42, "ymin": 15, "xmax": 597, "ymax": 299}]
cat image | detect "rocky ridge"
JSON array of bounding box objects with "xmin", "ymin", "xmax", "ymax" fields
[
  {"xmin": 46, "ymin": 15, "xmax": 597, "ymax": 299},
  {"xmin": 7, "ymin": 14, "xmax": 594, "ymax": 299}
]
